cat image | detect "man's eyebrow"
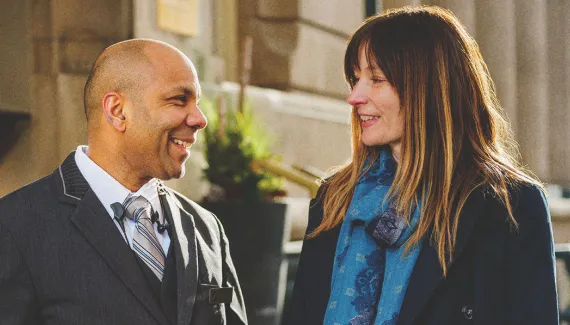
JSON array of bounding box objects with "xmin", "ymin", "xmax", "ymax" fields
[{"xmin": 172, "ymin": 86, "xmax": 197, "ymax": 98}]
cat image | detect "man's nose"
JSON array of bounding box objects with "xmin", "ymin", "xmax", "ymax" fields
[{"xmin": 187, "ymin": 105, "xmax": 207, "ymax": 130}]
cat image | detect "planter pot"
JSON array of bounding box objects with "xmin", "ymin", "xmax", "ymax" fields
[{"xmin": 202, "ymin": 201, "xmax": 291, "ymax": 325}]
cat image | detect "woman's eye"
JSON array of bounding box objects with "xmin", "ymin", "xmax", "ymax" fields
[{"xmin": 371, "ymin": 78, "xmax": 387, "ymax": 85}]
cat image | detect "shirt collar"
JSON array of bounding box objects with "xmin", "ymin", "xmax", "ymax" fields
[{"xmin": 74, "ymin": 145, "xmax": 160, "ymax": 218}]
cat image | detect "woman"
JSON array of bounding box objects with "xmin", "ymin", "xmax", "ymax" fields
[{"xmin": 289, "ymin": 5, "xmax": 558, "ymax": 325}]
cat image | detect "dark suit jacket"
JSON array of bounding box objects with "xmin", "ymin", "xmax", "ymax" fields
[
  {"xmin": 289, "ymin": 183, "xmax": 559, "ymax": 325},
  {"xmin": 0, "ymin": 153, "xmax": 248, "ymax": 325}
]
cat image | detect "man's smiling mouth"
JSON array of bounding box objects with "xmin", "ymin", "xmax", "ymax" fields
[{"xmin": 171, "ymin": 138, "xmax": 192, "ymax": 148}]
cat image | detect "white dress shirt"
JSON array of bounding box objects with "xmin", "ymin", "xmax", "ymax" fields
[{"xmin": 74, "ymin": 145, "xmax": 171, "ymax": 254}]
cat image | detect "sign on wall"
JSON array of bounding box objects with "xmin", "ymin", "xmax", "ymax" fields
[{"xmin": 156, "ymin": 0, "xmax": 198, "ymax": 36}]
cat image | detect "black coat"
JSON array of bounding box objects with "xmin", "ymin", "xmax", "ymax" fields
[
  {"xmin": 288, "ymin": 184, "xmax": 559, "ymax": 325},
  {"xmin": 0, "ymin": 153, "xmax": 248, "ymax": 325}
]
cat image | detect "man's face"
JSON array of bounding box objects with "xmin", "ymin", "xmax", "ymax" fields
[{"xmin": 121, "ymin": 50, "xmax": 207, "ymax": 182}]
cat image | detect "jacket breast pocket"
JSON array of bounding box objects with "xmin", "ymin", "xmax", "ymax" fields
[
  {"xmin": 193, "ymin": 283, "xmax": 234, "ymax": 324},
  {"xmin": 198, "ymin": 283, "xmax": 234, "ymax": 305}
]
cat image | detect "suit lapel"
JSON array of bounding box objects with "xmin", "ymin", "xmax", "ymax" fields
[
  {"xmin": 57, "ymin": 153, "xmax": 170, "ymax": 325},
  {"xmin": 397, "ymin": 189, "xmax": 486, "ymax": 325},
  {"xmin": 162, "ymin": 189, "xmax": 199, "ymax": 325}
]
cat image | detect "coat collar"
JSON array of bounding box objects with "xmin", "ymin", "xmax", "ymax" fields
[
  {"xmin": 396, "ymin": 188, "xmax": 488, "ymax": 325},
  {"xmin": 57, "ymin": 153, "xmax": 90, "ymax": 203},
  {"xmin": 55, "ymin": 152, "xmax": 171, "ymax": 325}
]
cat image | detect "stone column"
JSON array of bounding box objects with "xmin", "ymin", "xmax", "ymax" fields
[
  {"xmin": 475, "ymin": 0, "xmax": 518, "ymax": 136},
  {"xmin": 547, "ymin": 0, "xmax": 570, "ymax": 185},
  {"xmin": 214, "ymin": 0, "xmax": 239, "ymax": 82},
  {"xmin": 515, "ymin": 0, "xmax": 550, "ymax": 180},
  {"xmin": 0, "ymin": 0, "xmax": 32, "ymax": 113}
]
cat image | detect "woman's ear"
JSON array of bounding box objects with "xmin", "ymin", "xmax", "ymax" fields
[{"xmin": 102, "ymin": 92, "xmax": 126, "ymax": 132}]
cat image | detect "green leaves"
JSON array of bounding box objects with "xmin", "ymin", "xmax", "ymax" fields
[{"xmin": 201, "ymin": 97, "xmax": 285, "ymax": 202}]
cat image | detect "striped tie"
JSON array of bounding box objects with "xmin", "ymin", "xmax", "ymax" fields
[{"xmin": 123, "ymin": 195, "xmax": 165, "ymax": 281}]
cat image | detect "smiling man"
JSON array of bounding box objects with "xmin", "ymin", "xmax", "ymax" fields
[{"xmin": 0, "ymin": 39, "xmax": 247, "ymax": 325}]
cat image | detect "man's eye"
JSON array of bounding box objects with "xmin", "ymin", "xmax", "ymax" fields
[
  {"xmin": 172, "ymin": 96, "xmax": 187, "ymax": 103},
  {"xmin": 371, "ymin": 78, "xmax": 385, "ymax": 85}
]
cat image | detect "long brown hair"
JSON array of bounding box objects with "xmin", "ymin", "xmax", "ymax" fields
[{"xmin": 310, "ymin": 5, "xmax": 541, "ymax": 275}]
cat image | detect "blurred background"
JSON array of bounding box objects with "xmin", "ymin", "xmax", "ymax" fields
[{"xmin": 1, "ymin": 0, "xmax": 569, "ymax": 324}]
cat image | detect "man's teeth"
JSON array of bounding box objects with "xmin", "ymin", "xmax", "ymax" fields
[
  {"xmin": 360, "ymin": 115, "xmax": 379, "ymax": 122},
  {"xmin": 172, "ymin": 138, "xmax": 191, "ymax": 148}
]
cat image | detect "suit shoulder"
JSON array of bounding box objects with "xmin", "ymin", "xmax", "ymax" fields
[
  {"xmin": 0, "ymin": 173, "xmax": 57, "ymax": 211},
  {"xmin": 1, "ymin": 173, "xmax": 55, "ymax": 201},
  {"xmin": 0, "ymin": 173, "xmax": 58, "ymax": 232}
]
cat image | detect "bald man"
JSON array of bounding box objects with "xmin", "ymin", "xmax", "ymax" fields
[{"xmin": 0, "ymin": 39, "xmax": 247, "ymax": 325}]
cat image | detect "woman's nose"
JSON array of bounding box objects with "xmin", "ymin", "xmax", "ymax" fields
[{"xmin": 347, "ymin": 84, "xmax": 367, "ymax": 107}]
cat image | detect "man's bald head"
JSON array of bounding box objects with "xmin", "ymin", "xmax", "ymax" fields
[
  {"xmin": 83, "ymin": 39, "xmax": 191, "ymax": 123},
  {"xmin": 83, "ymin": 38, "xmax": 205, "ymax": 190}
]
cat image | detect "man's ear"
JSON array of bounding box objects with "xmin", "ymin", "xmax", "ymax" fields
[{"xmin": 102, "ymin": 92, "xmax": 126, "ymax": 132}]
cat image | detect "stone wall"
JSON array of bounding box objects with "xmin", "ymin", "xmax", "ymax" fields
[
  {"xmin": 0, "ymin": 0, "xmax": 132, "ymax": 196},
  {"xmin": 238, "ymin": 0, "xmax": 364, "ymax": 99},
  {"xmin": 0, "ymin": 0, "xmax": 222, "ymax": 196},
  {"xmin": 132, "ymin": 0, "xmax": 225, "ymax": 83}
]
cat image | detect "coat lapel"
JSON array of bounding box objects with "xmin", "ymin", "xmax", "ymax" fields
[
  {"xmin": 57, "ymin": 153, "xmax": 170, "ymax": 325},
  {"xmin": 162, "ymin": 189, "xmax": 199, "ymax": 325},
  {"xmin": 397, "ymin": 189, "xmax": 487, "ymax": 325}
]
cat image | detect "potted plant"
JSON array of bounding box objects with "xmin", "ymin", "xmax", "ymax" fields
[
  {"xmin": 200, "ymin": 96, "xmax": 290, "ymax": 325},
  {"xmin": 201, "ymin": 96, "xmax": 286, "ymax": 203}
]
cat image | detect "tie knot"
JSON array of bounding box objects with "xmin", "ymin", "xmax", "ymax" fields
[{"xmin": 123, "ymin": 195, "xmax": 154, "ymax": 222}]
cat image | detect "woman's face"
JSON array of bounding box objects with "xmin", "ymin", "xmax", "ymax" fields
[{"xmin": 348, "ymin": 47, "xmax": 404, "ymax": 159}]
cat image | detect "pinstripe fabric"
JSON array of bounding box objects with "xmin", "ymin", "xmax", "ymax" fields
[
  {"xmin": 59, "ymin": 154, "xmax": 90, "ymax": 200},
  {"xmin": 124, "ymin": 195, "xmax": 166, "ymax": 281}
]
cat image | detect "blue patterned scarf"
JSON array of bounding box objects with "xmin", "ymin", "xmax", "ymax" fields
[{"xmin": 324, "ymin": 147, "xmax": 423, "ymax": 325}]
